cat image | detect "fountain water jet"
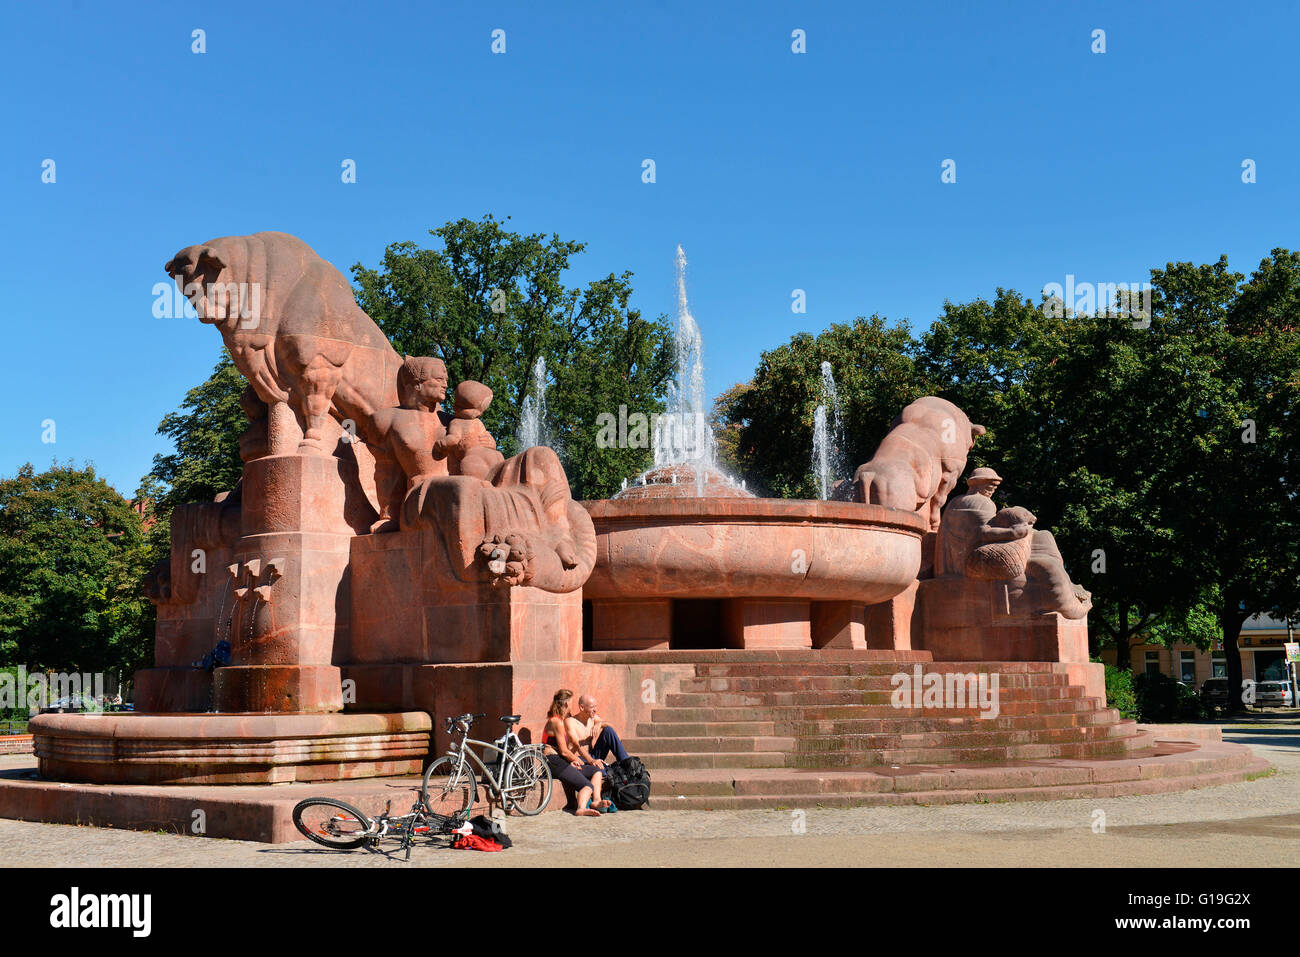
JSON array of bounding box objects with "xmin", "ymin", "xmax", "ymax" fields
[
  {"xmin": 616, "ymin": 245, "xmax": 750, "ymax": 500},
  {"xmin": 810, "ymin": 361, "xmax": 849, "ymax": 499},
  {"xmin": 516, "ymin": 356, "xmax": 550, "ymax": 452}
]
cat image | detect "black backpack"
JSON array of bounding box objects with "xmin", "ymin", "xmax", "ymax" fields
[{"xmin": 603, "ymin": 756, "xmax": 651, "ymax": 810}]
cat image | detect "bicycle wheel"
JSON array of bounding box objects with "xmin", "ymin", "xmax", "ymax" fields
[
  {"xmin": 504, "ymin": 747, "xmax": 553, "ymax": 816},
  {"xmin": 421, "ymin": 756, "xmax": 477, "ymax": 819},
  {"xmin": 292, "ymin": 798, "xmax": 372, "ymax": 850}
]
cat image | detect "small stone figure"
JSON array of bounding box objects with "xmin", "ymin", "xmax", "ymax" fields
[
  {"xmin": 433, "ymin": 380, "xmax": 506, "ymax": 480},
  {"xmin": 936, "ymin": 468, "xmax": 1031, "ymax": 577},
  {"xmin": 936, "ymin": 467, "xmax": 1091, "ymax": 619}
]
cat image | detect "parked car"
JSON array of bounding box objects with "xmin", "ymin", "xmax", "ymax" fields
[
  {"xmin": 1255, "ymin": 681, "xmax": 1295, "ymax": 708},
  {"xmin": 1200, "ymin": 677, "xmax": 1258, "ymax": 710},
  {"xmin": 44, "ymin": 695, "xmax": 102, "ymax": 713}
]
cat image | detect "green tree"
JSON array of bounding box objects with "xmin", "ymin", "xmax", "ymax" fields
[
  {"xmin": 712, "ymin": 382, "xmax": 753, "ymax": 477},
  {"xmin": 352, "ymin": 215, "xmax": 673, "ymax": 498},
  {"xmin": 0, "ymin": 462, "xmax": 154, "ymax": 676},
  {"xmin": 724, "ymin": 316, "xmax": 925, "ymax": 497},
  {"xmin": 1154, "ymin": 251, "xmax": 1300, "ymax": 709},
  {"xmin": 141, "ymin": 349, "xmax": 247, "ymax": 553}
]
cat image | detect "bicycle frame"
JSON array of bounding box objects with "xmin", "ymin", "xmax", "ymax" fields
[
  {"xmin": 315, "ymin": 797, "xmax": 465, "ymax": 860},
  {"xmin": 446, "ymin": 734, "xmax": 534, "ymax": 800}
]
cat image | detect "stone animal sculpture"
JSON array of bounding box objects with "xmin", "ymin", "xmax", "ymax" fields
[
  {"xmin": 164, "ymin": 231, "xmax": 402, "ymax": 455},
  {"xmin": 852, "ymin": 397, "xmax": 986, "ymax": 531}
]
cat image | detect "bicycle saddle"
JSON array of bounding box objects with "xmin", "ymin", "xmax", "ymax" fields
[{"xmin": 499, "ymin": 715, "xmax": 522, "ymax": 725}]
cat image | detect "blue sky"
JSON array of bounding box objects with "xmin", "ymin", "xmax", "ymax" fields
[{"xmin": 2, "ymin": 1, "xmax": 1297, "ymax": 496}]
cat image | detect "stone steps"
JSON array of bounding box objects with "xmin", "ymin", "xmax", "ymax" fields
[
  {"xmin": 626, "ymin": 653, "xmax": 1156, "ymax": 777},
  {"xmin": 676, "ymin": 673, "xmax": 1072, "ymax": 693},
  {"xmin": 626, "ymin": 722, "xmax": 1140, "ymax": 756},
  {"xmin": 647, "ymin": 742, "xmax": 1267, "ymax": 808},
  {"xmin": 636, "ymin": 735, "xmax": 1154, "ymax": 770},
  {"xmin": 663, "ymin": 686, "xmax": 1087, "ymax": 709},
  {"xmin": 652, "ymin": 697, "xmax": 1104, "ymax": 722},
  {"xmin": 636, "ymin": 710, "xmax": 1124, "ymax": 737},
  {"xmin": 689, "ymin": 662, "xmax": 1070, "ymax": 677}
]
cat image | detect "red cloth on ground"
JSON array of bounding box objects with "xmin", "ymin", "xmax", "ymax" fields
[{"xmin": 452, "ymin": 834, "xmax": 503, "ymax": 852}]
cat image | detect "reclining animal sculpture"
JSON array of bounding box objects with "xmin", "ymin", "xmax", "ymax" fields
[{"xmin": 852, "ymin": 396, "xmax": 986, "ymax": 531}]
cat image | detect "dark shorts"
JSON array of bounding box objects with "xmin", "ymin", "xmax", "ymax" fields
[{"xmin": 546, "ymin": 754, "xmax": 602, "ymax": 792}]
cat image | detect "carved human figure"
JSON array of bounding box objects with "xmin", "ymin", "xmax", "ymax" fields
[
  {"xmin": 966, "ymin": 505, "xmax": 1037, "ymax": 580},
  {"xmin": 935, "ymin": 468, "xmax": 1032, "ymax": 577},
  {"xmin": 936, "ymin": 468, "xmax": 1091, "ymax": 619},
  {"xmin": 404, "ymin": 445, "xmax": 589, "ymax": 591},
  {"xmin": 366, "ymin": 356, "xmax": 451, "ymax": 531},
  {"xmin": 433, "ymin": 380, "xmax": 507, "ymax": 481}
]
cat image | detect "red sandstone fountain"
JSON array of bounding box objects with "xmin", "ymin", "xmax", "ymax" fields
[
  {"xmin": 4, "ymin": 235, "xmax": 1264, "ymax": 838},
  {"xmin": 583, "ymin": 248, "xmax": 928, "ymax": 650}
]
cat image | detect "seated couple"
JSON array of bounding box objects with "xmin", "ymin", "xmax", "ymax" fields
[{"xmin": 543, "ymin": 689, "xmax": 630, "ymax": 817}]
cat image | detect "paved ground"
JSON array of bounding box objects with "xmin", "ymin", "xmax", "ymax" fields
[{"xmin": 2, "ymin": 715, "xmax": 1296, "ymax": 867}]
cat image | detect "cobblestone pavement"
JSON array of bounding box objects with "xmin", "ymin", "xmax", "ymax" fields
[{"xmin": 3, "ymin": 718, "xmax": 1296, "ymax": 868}]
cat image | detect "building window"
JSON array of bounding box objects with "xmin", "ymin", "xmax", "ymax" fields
[
  {"xmin": 1179, "ymin": 651, "xmax": 1196, "ymax": 684},
  {"xmin": 1212, "ymin": 653, "xmax": 1226, "ymax": 678},
  {"xmin": 1145, "ymin": 651, "xmax": 1161, "ymax": 676}
]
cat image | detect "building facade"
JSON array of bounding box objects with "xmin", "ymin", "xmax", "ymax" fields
[{"xmin": 1099, "ymin": 613, "xmax": 1295, "ymax": 688}]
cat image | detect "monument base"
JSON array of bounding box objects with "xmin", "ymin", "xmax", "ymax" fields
[
  {"xmin": 913, "ymin": 576, "xmax": 1099, "ymax": 695},
  {"xmin": 28, "ymin": 711, "xmax": 430, "ymax": 785}
]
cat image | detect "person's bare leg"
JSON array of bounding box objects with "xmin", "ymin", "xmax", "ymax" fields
[
  {"xmin": 575, "ymin": 785, "xmax": 599, "ymax": 816},
  {"xmin": 592, "ymin": 772, "xmax": 611, "ymax": 809}
]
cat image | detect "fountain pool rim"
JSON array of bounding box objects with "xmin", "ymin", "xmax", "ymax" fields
[
  {"xmin": 581, "ymin": 497, "xmax": 926, "ymax": 603},
  {"xmin": 583, "ymin": 497, "xmax": 926, "ymax": 531}
]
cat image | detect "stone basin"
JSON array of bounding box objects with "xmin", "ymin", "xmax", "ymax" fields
[
  {"xmin": 581, "ymin": 497, "xmax": 926, "ymax": 650},
  {"xmin": 28, "ymin": 710, "xmax": 432, "ymax": 785}
]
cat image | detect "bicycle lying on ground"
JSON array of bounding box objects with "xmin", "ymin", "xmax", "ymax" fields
[
  {"xmin": 291, "ymin": 795, "xmax": 468, "ymax": 860},
  {"xmin": 291, "ymin": 713, "xmax": 552, "ymax": 858},
  {"xmin": 421, "ymin": 713, "xmax": 553, "ymax": 817}
]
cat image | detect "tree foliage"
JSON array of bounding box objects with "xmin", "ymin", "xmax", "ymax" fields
[
  {"xmin": 726, "ymin": 316, "xmax": 924, "ymax": 497},
  {"xmin": 141, "ymin": 350, "xmax": 247, "ymax": 555},
  {"xmin": 352, "ymin": 215, "xmax": 673, "ymax": 498},
  {"xmin": 723, "ymin": 255, "xmax": 1300, "ymax": 683},
  {"xmin": 0, "ymin": 462, "xmax": 154, "ymax": 675}
]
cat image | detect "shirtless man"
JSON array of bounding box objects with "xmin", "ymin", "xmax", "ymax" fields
[
  {"xmin": 366, "ymin": 356, "xmax": 450, "ymax": 531},
  {"xmin": 566, "ymin": 695, "xmax": 630, "ymax": 768}
]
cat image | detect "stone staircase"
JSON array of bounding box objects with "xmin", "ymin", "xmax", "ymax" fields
[{"xmin": 608, "ymin": 654, "xmax": 1265, "ymax": 808}]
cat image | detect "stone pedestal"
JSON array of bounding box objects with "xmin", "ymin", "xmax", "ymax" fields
[
  {"xmin": 865, "ymin": 580, "xmax": 919, "ymax": 650},
  {"xmin": 811, "ymin": 600, "xmax": 867, "ymax": 649},
  {"xmin": 212, "ymin": 453, "xmax": 373, "ymax": 714},
  {"xmin": 347, "ymin": 525, "xmax": 583, "ymax": 667},
  {"xmin": 590, "ymin": 599, "xmax": 672, "ymax": 651},
  {"xmin": 723, "ymin": 598, "xmax": 812, "ymax": 649},
  {"xmin": 914, "ymin": 577, "xmax": 1090, "ymax": 665}
]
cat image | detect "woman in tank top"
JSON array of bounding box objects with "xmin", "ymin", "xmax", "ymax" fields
[{"xmin": 544, "ymin": 689, "xmax": 609, "ymax": 815}]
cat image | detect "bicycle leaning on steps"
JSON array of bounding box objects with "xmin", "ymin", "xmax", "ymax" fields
[{"xmin": 421, "ymin": 712, "xmax": 553, "ymax": 817}]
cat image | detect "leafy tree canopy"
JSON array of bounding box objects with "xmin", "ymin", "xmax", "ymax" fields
[
  {"xmin": 352, "ymin": 215, "xmax": 674, "ymax": 498},
  {"xmin": 0, "ymin": 462, "xmax": 154, "ymax": 674}
]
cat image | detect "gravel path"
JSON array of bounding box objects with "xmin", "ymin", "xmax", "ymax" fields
[{"xmin": 3, "ymin": 719, "xmax": 1295, "ymax": 867}]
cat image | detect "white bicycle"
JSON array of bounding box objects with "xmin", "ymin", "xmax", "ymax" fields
[{"xmin": 421, "ymin": 713, "xmax": 553, "ymax": 817}]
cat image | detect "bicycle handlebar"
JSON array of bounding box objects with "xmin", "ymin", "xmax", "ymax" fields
[{"xmin": 444, "ymin": 712, "xmax": 487, "ymax": 731}]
